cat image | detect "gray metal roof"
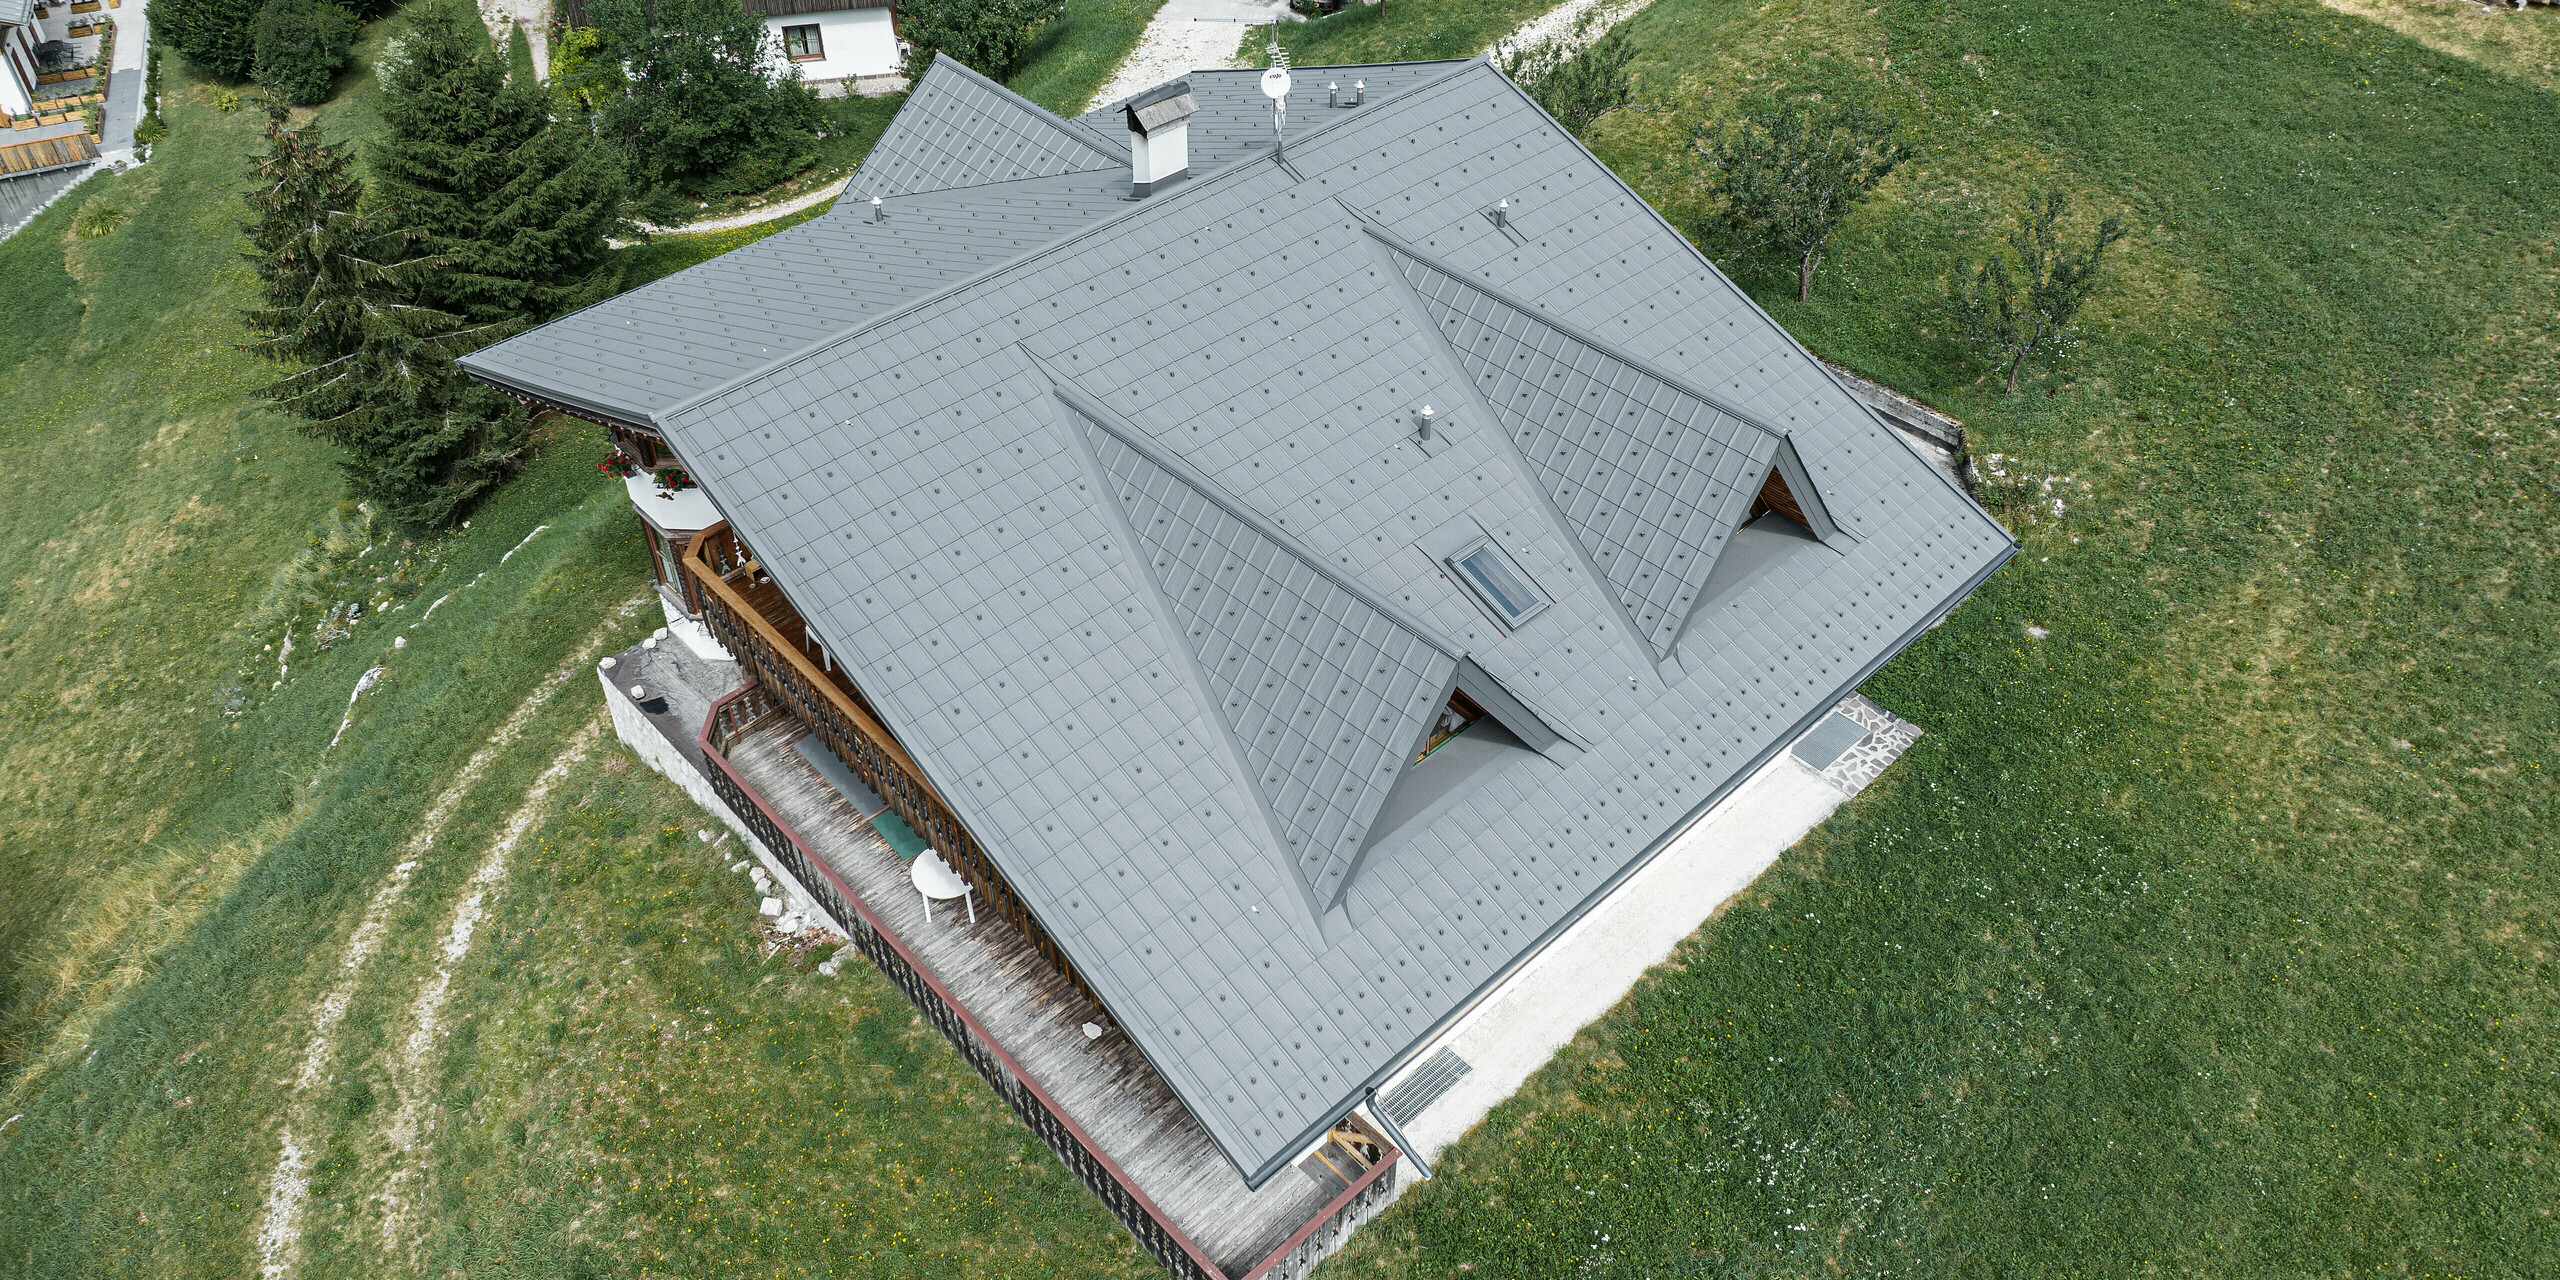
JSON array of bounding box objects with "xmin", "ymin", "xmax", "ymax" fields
[
  {"xmin": 0, "ymin": 0, "xmax": 32, "ymax": 28},
  {"xmin": 462, "ymin": 60, "xmax": 1133, "ymax": 425},
  {"xmin": 502, "ymin": 58, "xmax": 2015, "ymax": 1186},
  {"xmin": 1084, "ymin": 61, "xmax": 1472, "ymax": 173}
]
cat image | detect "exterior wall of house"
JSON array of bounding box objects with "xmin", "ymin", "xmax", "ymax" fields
[
  {"xmin": 2, "ymin": 24, "xmax": 38, "ymax": 116},
  {"xmin": 763, "ymin": 7, "xmax": 895, "ymax": 85}
]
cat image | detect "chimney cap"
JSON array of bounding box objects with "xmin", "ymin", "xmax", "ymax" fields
[{"xmin": 1124, "ymin": 80, "xmax": 1198, "ymax": 135}]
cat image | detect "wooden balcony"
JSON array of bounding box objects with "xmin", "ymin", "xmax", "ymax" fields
[{"xmin": 680, "ymin": 523, "xmax": 1402, "ymax": 1279}]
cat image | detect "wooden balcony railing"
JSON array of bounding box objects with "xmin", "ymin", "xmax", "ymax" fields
[
  {"xmin": 681, "ymin": 522, "xmax": 1406, "ymax": 1280},
  {"xmin": 680, "ymin": 521, "xmax": 1098, "ymax": 1010},
  {"xmin": 701, "ymin": 684, "xmax": 1401, "ymax": 1280}
]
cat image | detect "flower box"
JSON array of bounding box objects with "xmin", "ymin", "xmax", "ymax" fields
[
  {"xmin": 38, "ymin": 114, "xmax": 69, "ymax": 126},
  {"xmin": 7, "ymin": 117, "xmax": 33, "ymax": 131},
  {"xmin": 70, "ymin": 1, "xmax": 102, "ymax": 13}
]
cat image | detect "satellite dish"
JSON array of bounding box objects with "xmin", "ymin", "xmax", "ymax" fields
[{"xmin": 1260, "ymin": 67, "xmax": 1292, "ymax": 101}]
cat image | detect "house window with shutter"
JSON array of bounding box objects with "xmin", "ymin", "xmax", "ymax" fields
[{"xmin": 782, "ymin": 24, "xmax": 823, "ymax": 61}]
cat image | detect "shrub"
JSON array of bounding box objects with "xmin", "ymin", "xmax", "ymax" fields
[
  {"xmin": 73, "ymin": 198, "xmax": 128, "ymax": 238},
  {"xmin": 895, "ymin": 0, "xmax": 1063, "ymax": 81},
  {"xmin": 1503, "ymin": 23, "xmax": 1638, "ymax": 137},
  {"xmin": 251, "ymin": 0, "xmax": 356, "ymax": 106},
  {"xmin": 580, "ymin": 0, "xmax": 827, "ymax": 201}
]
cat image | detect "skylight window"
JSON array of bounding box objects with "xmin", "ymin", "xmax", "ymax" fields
[{"xmin": 1449, "ymin": 539, "xmax": 1547, "ymax": 627}]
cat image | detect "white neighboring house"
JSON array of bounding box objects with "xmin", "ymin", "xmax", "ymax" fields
[
  {"xmin": 560, "ymin": 0, "xmax": 899, "ymax": 97},
  {"xmin": 752, "ymin": 0, "xmax": 899, "ymax": 94},
  {"xmin": 2, "ymin": 0, "xmax": 40, "ymax": 117}
]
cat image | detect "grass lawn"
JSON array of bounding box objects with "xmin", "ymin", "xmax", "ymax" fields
[
  {"xmin": 1012, "ymin": 0, "xmax": 1170, "ymax": 115},
  {"xmin": 1251, "ymin": 0, "xmax": 1561, "ymax": 67},
  {"xmin": 1314, "ymin": 0, "xmax": 2560, "ymax": 1275},
  {"xmin": 0, "ymin": 19, "xmax": 1164, "ymax": 1279}
]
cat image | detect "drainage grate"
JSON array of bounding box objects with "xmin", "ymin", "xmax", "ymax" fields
[
  {"xmin": 1378, "ymin": 1047, "xmax": 1471, "ymax": 1126},
  {"xmin": 1791, "ymin": 712, "xmax": 1869, "ymax": 771}
]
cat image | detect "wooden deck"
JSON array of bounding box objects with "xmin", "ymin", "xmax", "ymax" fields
[
  {"xmin": 724, "ymin": 716, "xmax": 1366, "ymax": 1275},
  {"xmin": 0, "ymin": 133, "xmax": 99, "ymax": 178}
]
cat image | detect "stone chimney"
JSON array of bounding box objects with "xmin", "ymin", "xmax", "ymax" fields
[{"xmin": 1124, "ymin": 80, "xmax": 1198, "ymax": 197}]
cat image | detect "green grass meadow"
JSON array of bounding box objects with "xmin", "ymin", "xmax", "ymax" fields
[
  {"xmin": 3, "ymin": 0, "xmax": 2555, "ymax": 1276},
  {"xmin": 0, "ymin": 7, "xmax": 1170, "ymax": 1276},
  {"xmin": 1314, "ymin": 0, "xmax": 2560, "ymax": 1275}
]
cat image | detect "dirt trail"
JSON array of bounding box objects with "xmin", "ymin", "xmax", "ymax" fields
[
  {"xmin": 253, "ymin": 598, "xmax": 646, "ymax": 1280},
  {"xmin": 375, "ymin": 719, "xmax": 603, "ymax": 1263}
]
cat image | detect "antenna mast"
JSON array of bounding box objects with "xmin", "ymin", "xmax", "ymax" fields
[{"xmin": 1261, "ymin": 31, "xmax": 1292, "ymax": 163}]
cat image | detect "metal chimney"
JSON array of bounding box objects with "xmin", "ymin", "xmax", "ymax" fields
[{"xmin": 1124, "ymin": 80, "xmax": 1199, "ymax": 197}]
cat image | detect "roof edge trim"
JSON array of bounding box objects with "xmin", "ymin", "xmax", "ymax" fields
[
  {"xmin": 1476, "ymin": 57, "xmax": 1994, "ymax": 525},
  {"xmin": 1290, "ymin": 531, "xmax": 2020, "ymax": 1192},
  {"xmin": 652, "ymin": 60, "xmax": 1502, "ymax": 435},
  {"xmin": 905, "ymin": 53, "xmax": 1126, "ymax": 170}
]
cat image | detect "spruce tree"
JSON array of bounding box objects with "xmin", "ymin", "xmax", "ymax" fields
[
  {"xmin": 243, "ymin": 105, "xmax": 532, "ymax": 528},
  {"xmin": 369, "ymin": 0, "xmax": 626, "ymax": 327},
  {"xmin": 149, "ymin": 0, "xmax": 265, "ymax": 80}
]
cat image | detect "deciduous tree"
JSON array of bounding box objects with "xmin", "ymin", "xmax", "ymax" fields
[
  {"xmin": 1691, "ymin": 97, "xmax": 1911, "ymax": 303},
  {"xmin": 1944, "ymin": 189, "xmax": 2128, "ymax": 394},
  {"xmin": 895, "ymin": 0, "xmax": 1063, "ymax": 82}
]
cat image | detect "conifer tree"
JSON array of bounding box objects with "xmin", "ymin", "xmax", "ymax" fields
[
  {"xmin": 149, "ymin": 0, "xmax": 265, "ymax": 80},
  {"xmin": 243, "ymin": 105, "xmax": 532, "ymax": 528},
  {"xmin": 369, "ymin": 0, "xmax": 626, "ymax": 327}
]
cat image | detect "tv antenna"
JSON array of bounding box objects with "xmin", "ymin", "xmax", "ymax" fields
[{"xmin": 1262, "ymin": 33, "xmax": 1291, "ymax": 161}]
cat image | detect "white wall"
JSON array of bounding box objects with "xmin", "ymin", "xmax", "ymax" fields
[
  {"xmin": 763, "ymin": 7, "xmax": 896, "ymax": 83},
  {"xmin": 2, "ymin": 24, "xmax": 38, "ymax": 116}
]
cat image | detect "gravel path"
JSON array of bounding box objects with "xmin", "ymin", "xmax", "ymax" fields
[
  {"xmin": 478, "ymin": 0, "xmax": 549, "ymax": 80},
  {"xmin": 1091, "ymin": 0, "xmax": 1287, "ymax": 109}
]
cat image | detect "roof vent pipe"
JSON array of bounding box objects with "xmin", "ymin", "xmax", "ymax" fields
[
  {"xmin": 1413, "ymin": 404, "xmax": 1435, "ymax": 442},
  {"xmin": 1355, "ymin": 79, "xmax": 1366, "ymax": 106},
  {"xmin": 870, "ymin": 196, "xmax": 883, "ymax": 224},
  {"xmin": 1124, "ymin": 80, "xmax": 1198, "ymax": 197}
]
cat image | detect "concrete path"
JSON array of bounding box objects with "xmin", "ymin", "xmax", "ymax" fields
[
  {"xmin": 99, "ymin": 0, "xmax": 146, "ymax": 156},
  {"xmin": 1381, "ymin": 694, "xmax": 1923, "ymax": 1183},
  {"xmin": 1091, "ymin": 0, "xmax": 1288, "ymax": 109}
]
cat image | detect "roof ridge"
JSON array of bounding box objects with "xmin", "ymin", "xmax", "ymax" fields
[
  {"xmin": 1034, "ymin": 359, "xmax": 1468, "ymax": 661},
  {"xmin": 916, "ymin": 53, "xmax": 1127, "ymax": 168},
  {"xmin": 653, "ymin": 60, "xmax": 1505, "ymax": 432},
  {"xmin": 1080, "ymin": 58, "xmax": 1480, "ymax": 119},
  {"xmin": 1361, "ymin": 219, "xmax": 1793, "ymax": 447},
  {"xmin": 1038, "ymin": 378, "xmax": 1344, "ymax": 951}
]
